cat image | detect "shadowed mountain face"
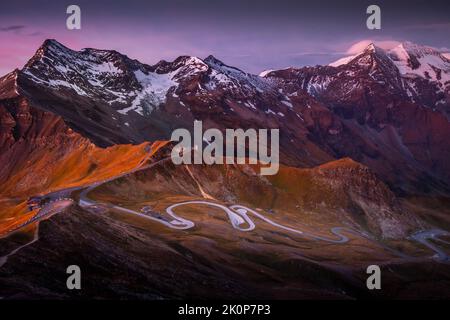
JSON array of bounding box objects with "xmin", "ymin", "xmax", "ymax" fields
[{"xmin": 1, "ymin": 40, "xmax": 450, "ymax": 300}]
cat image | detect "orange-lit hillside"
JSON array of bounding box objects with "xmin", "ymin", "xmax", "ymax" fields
[
  {"xmin": 0, "ymin": 139, "xmax": 169, "ymax": 235},
  {"xmin": 0, "ymin": 139, "xmax": 169, "ymax": 198}
]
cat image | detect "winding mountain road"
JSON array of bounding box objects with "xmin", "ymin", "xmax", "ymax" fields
[
  {"xmin": 79, "ymin": 156, "xmax": 450, "ymax": 263},
  {"xmin": 2, "ymin": 146, "xmax": 450, "ymax": 265},
  {"xmin": 80, "ymin": 173, "xmax": 450, "ymax": 263}
]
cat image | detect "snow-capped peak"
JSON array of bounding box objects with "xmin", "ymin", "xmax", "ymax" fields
[
  {"xmin": 388, "ymin": 42, "xmax": 450, "ymax": 85},
  {"xmin": 329, "ymin": 43, "xmax": 381, "ymax": 67},
  {"xmin": 203, "ymin": 55, "xmax": 224, "ymax": 65},
  {"xmin": 396, "ymin": 41, "xmax": 441, "ymax": 58},
  {"xmin": 329, "ymin": 41, "xmax": 450, "ymax": 87},
  {"xmin": 259, "ymin": 70, "xmax": 274, "ymax": 77},
  {"xmin": 19, "ymin": 40, "xmax": 274, "ymax": 117},
  {"xmin": 364, "ymin": 43, "xmax": 377, "ymax": 53},
  {"xmin": 203, "ymin": 55, "xmax": 246, "ymax": 74},
  {"xmin": 203, "ymin": 55, "xmax": 270, "ymax": 93},
  {"xmin": 0, "ymin": 69, "xmax": 20, "ymax": 99},
  {"xmin": 22, "ymin": 39, "xmax": 143, "ymax": 101},
  {"xmin": 40, "ymin": 39, "xmax": 73, "ymax": 53},
  {"xmin": 329, "ymin": 55, "xmax": 358, "ymax": 67}
]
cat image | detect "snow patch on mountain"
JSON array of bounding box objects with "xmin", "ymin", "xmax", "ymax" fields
[
  {"xmin": 388, "ymin": 42, "xmax": 450, "ymax": 86},
  {"xmin": 259, "ymin": 70, "xmax": 274, "ymax": 77},
  {"xmin": 330, "ymin": 41, "xmax": 450, "ymax": 87},
  {"xmin": 329, "ymin": 55, "xmax": 357, "ymax": 67},
  {"xmin": 204, "ymin": 55, "xmax": 270, "ymax": 93},
  {"xmin": 306, "ymin": 76, "xmax": 332, "ymax": 96},
  {"xmin": 119, "ymin": 70, "xmax": 178, "ymax": 115}
]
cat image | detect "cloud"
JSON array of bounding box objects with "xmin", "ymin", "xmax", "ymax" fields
[
  {"xmin": 0, "ymin": 25, "xmax": 26, "ymax": 32},
  {"xmin": 345, "ymin": 40, "xmax": 401, "ymax": 54},
  {"xmin": 26, "ymin": 31, "xmax": 44, "ymax": 37},
  {"xmin": 0, "ymin": 25, "xmax": 43, "ymax": 37}
]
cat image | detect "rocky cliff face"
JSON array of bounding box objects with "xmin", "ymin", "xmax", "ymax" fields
[
  {"xmin": 263, "ymin": 42, "xmax": 450, "ymax": 193},
  {"xmin": 0, "ymin": 94, "xmax": 77, "ymax": 192},
  {"xmin": 0, "ymin": 93, "xmax": 152, "ymax": 198}
]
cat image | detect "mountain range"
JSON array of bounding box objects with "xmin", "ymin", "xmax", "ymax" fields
[
  {"xmin": 2, "ymin": 39, "xmax": 450, "ymax": 194},
  {"xmin": 1, "ymin": 39, "xmax": 450, "ymax": 299}
]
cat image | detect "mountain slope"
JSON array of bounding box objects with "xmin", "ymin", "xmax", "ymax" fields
[
  {"xmin": 329, "ymin": 42, "xmax": 450, "ymax": 110},
  {"xmin": 2, "ymin": 40, "xmax": 450, "ymax": 300},
  {"xmin": 9, "ymin": 39, "xmax": 342, "ymax": 169},
  {"xmin": 2, "ymin": 39, "xmax": 450, "ymax": 194}
]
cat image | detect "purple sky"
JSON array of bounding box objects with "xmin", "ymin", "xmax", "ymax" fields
[{"xmin": 1, "ymin": 0, "xmax": 450, "ymax": 76}]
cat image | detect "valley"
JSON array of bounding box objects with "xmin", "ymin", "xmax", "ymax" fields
[
  {"xmin": 1, "ymin": 144, "xmax": 449, "ymax": 299},
  {"xmin": 1, "ymin": 38, "xmax": 450, "ymax": 299}
]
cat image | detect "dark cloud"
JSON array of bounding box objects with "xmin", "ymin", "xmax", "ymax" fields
[
  {"xmin": 26, "ymin": 31, "xmax": 43, "ymax": 37},
  {"xmin": 0, "ymin": 25, "xmax": 40, "ymax": 37},
  {"xmin": 0, "ymin": 25, "xmax": 25, "ymax": 32}
]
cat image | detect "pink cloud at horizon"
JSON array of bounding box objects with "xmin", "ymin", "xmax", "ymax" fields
[{"xmin": 345, "ymin": 40, "xmax": 402, "ymax": 54}]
